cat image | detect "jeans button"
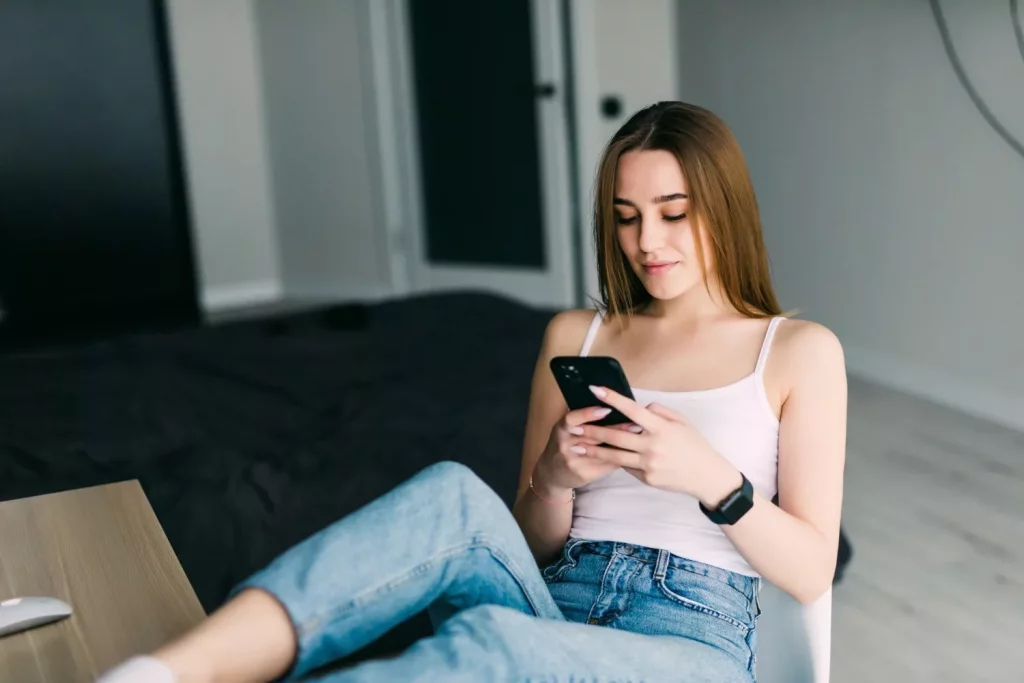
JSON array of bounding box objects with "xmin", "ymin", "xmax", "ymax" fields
[{"xmin": 619, "ymin": 544, "xmax": 634, "ymax": 555}]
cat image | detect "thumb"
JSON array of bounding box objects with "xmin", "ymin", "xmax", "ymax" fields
[{"xmin": 646, "ymin": 402, "xmax": 686, "ymax": 423}]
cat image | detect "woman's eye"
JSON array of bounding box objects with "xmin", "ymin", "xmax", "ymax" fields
[
  {"xmin": 664, "ymin": 213, "xmax": 687, "ymax": 222},
  {"xmin": 615, "ymin": 215, "xmax": 638, "ymax": 225}
]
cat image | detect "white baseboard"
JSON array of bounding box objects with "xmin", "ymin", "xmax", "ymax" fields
[
  {"xmin": 279, "ymin": 281, "xmax": 398, "ymax": 304},
  {"xmin": 844, "ymin": 344, "xmax": 1024, "ymax": 434},
  {"xmin": 201, "ymin": 279, "xmax": 283, "ymax": 313}
]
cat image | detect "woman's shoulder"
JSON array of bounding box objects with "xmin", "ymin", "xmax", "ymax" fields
[
  {"xmin": 771, "ymin": 316, "xmax": 846, "ymax": 385},
  {"xmin": 541, "ymin": 308, "xmax": 602, "ymax": 356},
  {"xmin": 774, "ymin": 316, "xmax": 843, "ymax": 356}
]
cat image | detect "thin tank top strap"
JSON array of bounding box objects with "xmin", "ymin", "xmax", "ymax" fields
[
  {"xmin": 754, "ymin": 316, "xmax": 784, "ymax": 375},
  {"xmin": 579, "ymin": 310, "xmax": 604, "ymax": 357}
]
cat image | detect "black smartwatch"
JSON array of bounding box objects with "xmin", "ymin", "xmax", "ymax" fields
[{"xmin": 699, "ymin": 473, "xmax": 754, "ymax": 525}]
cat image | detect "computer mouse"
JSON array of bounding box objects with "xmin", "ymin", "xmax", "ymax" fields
[{"xmin": 0, "ymin": 596, "xmax": 73, "ymax": 637}]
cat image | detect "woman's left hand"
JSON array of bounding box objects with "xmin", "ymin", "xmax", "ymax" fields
[{"xmin": 576, "ymin": 386, "xmax": 744, "ymax": 506}]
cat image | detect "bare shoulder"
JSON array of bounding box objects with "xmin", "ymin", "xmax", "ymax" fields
[
  {"xmin": 775, "ymin": 318, "xmax": 844, "ymax": 360},
  {"xmin": 540, "ymin": 308, "xmax": 600, "ymax": 358},
  {"xmin": 772, "ymin": 318, "xmax": 846, "ymax": 390}
]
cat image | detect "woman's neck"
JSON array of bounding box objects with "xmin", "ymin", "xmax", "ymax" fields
[{"xmin": 641, "ymin": 279, "xmax": 736, "ymax": 325}]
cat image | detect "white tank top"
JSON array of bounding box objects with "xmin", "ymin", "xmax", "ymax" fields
[{"xmin": 569, "ymin": 311, "xmax": 782, "ymax": 577}]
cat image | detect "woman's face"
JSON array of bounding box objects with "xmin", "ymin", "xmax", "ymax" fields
[{"xmin": 613, "ymin": 149, "xmax": 713, "ymax": 301}]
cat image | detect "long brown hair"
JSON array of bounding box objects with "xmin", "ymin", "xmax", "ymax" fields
[{"xmin": 593, "ymin": 101, "xmax": 783, "ymax": 319}]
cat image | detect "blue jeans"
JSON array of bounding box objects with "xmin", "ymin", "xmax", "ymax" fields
[{"xmin": 231, "ymin": 462, "xmax": 759, "ymax": 682}]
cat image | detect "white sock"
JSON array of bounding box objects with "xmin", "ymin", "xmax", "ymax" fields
[{"xmin": 95, "ymin": 656, "xmax": 177, "ymax": 683}]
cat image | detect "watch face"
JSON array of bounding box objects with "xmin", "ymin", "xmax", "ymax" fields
[
  {"xmin": 722, "ymin": 493, "xmax": 754, "ymax": 524},
  {"xmin": 700, "ymin": 474, "xmax": 754, "ymax": 525},
  {"xmin": 720, "ymin": 478, "xmax": 755, "ymax": 524}
]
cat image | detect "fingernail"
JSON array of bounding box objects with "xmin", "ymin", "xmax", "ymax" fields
[
  {"xmin": 589, "ymin": 385, "xmax": 607, "ymax": 398},
  {"xmin": 570, "ymin": 446, "xmax": 587, "ymax": 455},
  {"xmin": 627, "ymin": 425, "xmax": 643, "ymax": 433},
  {"xmin": 593, "ymin": 407, "xmax": 611, "ymax": 418},
  {"xmin": 568, "ymin": 426, "xmax": 585, "ymax": 436}
]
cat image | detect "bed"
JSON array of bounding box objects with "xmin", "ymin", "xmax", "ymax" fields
[{"xmin": 0, "ymin": 291, "xmax": 850, "ymax": 666}]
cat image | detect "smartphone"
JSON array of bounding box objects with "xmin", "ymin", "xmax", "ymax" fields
[{"xmin": 549, "ymin": 356, "xmax": 635, "ymax": 426}]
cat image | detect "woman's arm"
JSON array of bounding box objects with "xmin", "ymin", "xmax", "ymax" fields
[
  {"xmin": 511, "ymin": 310, "xmax": 594, "ymax": 566},
  {"xmin": 699, "ymin": 321, "xmax": 848, "ymax": 603}
]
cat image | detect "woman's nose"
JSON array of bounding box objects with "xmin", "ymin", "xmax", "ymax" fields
[{"xmin": 638, "ymin": 222, "xmax": 666, "ymax": 253}]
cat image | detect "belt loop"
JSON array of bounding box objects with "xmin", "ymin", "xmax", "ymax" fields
[{"xmin": 654, "ymin": 548, "xmax": 670, "ymax": 580}]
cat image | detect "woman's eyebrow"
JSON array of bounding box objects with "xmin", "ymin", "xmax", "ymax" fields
[{"xmin": 613, "ymin": 193, "xmax": 688, "ymax": 207}]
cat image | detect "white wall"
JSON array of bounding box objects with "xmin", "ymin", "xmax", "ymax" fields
[
  {"xmin": 675, "ymin": 0, "xmax": 1024, "ymax": 431},
  {"xmin": 572, "ymin": 0, "xmax": 682, "ymax": 303},
  {"xmin": 165, "ymin": 0, "xmax": 281, "ymax": 312},
  {"xmin": 253, "ymin": 0, "xmax": 395, "ymax": 302}
]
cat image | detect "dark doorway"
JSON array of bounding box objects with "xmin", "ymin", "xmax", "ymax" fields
[
  {"xmin": 407, "ymin": 0, "xmax": 547, "ymax": 269},
  {"xmin": 0, "ymin": 0, "xmax": 198, "ymax": 350}
]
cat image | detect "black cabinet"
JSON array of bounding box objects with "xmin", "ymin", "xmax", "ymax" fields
[{"xmin": 0, "ymin": 0, "xmax": 198, "ymax": 349}]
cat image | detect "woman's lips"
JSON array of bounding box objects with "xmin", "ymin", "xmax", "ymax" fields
[{"xmin": 642, "ymin": 262, "xmax": 678, "ymax": 275}]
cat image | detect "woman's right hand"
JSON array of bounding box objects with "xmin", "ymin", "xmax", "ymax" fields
[{"xmin": 531, "ymin": 406, "xmax": 637, "ymax": 497}]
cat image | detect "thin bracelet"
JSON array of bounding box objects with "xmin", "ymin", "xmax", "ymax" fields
[{"xmin": 529, "ymin": 475, "xmax": 575, "ymax": 505}]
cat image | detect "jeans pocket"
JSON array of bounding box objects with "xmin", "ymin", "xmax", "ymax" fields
[
  {"xmin": 656, "ymin": 568, "xmax": 754, "ymax": 633},
  {"xmin": 541, "ymin": 538, "xmax": 587, "ymax": 584}
]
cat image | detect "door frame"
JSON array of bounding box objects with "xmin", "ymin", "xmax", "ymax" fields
[
  {"xmin": 366, "ymin": 0, "xmax": 578, "ymax": 310},
  {"xmin": 565, "ymin": 0, "xmax": 602, "ymax": 306},
  {"xmin": 564, "ymin": 0, "xmax": 682, "ymax": 306}
]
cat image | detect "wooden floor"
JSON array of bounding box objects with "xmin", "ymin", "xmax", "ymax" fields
[{"xmin": 831, "ymin": 377, "xmax": 1024, "ymax": 682}]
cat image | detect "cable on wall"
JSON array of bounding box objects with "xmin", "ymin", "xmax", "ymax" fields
[
  {"xmin": 1012, "ymin": 0, "xmax": 1024, "ymax": 65},
  {"xmin": 928, "ymin": 0, "xmax": 1024, "ymax": 161}
]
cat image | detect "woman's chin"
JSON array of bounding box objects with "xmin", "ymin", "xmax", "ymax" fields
[
  {"xmin": 644, "ymin": 285, "xmax": 684, "ymax": 301},
  {"xmin": 641, "ymin": 278, "xmax": 699, "ymax": 301}
]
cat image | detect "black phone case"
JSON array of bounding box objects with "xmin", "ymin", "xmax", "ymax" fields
[{"xmin": 549, "ymin": 356, "xmax": 635, "ymax": 426}]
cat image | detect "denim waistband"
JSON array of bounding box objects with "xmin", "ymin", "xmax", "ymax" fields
[{"xmin": 569, "ymin": 539, "xmax": 760, "ymax": 601}]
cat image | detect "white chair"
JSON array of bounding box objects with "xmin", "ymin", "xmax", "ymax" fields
[{"xmin": 754, "ymin": 583, "xmax": 832, "ymax": 683}]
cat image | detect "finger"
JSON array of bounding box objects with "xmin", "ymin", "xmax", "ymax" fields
[
  {"xmin": 565, "ymin": 415, "xmax": 641, "ymax": 441},
  {"xmin": 581, "ymin": 424, "xmax": 646, "ymax": 451},
  {"xmin": 562, "ymin": 435, "xmax": 604, "ymax": 447},
  {"xmin": 577, "ymin": 444, "xmax": 644, "ymax": 469},
  {"xmin": 564, "ymin": 405, "xmax": 614, "ymax": 427},
  {"xmin": 562, "ymin": 422, "xmax": 602, "ymax": 439},
  {"xmin": 563, "ymin": 438, "xmax": 609, "ymax": 455},
  {"xmin": 608, "ymin": 422, "xmax": 644, "ymax": 434},
  {"xmin": 587, "ymin": 386, "xmax": 658, "ymax": 429},
  {"xmin": 645, "ymin": 402, "xmax": 686, "ymax": 423}
]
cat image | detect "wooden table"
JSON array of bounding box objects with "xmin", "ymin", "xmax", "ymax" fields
[{"xmin": 0, "ymin": 481, "xmax": 206, "ymax": 682}]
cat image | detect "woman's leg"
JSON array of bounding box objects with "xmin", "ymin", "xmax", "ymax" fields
[
  {"xmin": 315, "ymin": 604, "xmax": 754, "ymax": 683},
  {"xmin": 99, "ymin": 461, "xmax": 563, "ymax": 683},
  {"xmin": 150, "ymin": 589, "xmax": 297, "ymax": 683}
]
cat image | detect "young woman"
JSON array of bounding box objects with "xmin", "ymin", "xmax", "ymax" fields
[{"xmin": 98, "ymin": 101, "xmax": 847, "ymax": 683}]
